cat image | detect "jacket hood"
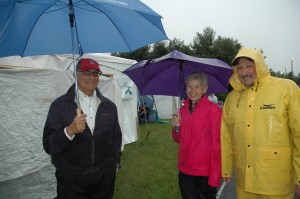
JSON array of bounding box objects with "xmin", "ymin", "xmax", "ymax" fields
[{"xmin": 230, "ymin": 47, "xmax": 270, "ymax": 92}]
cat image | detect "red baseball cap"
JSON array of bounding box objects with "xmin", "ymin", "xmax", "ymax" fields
[{"xmin": 76, "ymin": 58, "xmax": 102, "ymax": 73}]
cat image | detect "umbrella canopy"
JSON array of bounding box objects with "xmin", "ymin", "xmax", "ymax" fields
[
  {"xmin": 0, "ymin": 0, "xmax": 168, "ymax": 110},
  {"xmin": 0, "ymin": 0, "xmax": 168, "ymax": 57},
  {"xmin": 123, "ymin": 50, "xmax": 233, "ymax": 98}
]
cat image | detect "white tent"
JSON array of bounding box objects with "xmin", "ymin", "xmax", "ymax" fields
[
  {"xmin": 153, "ymin": 95, "xmax": 180, "ymax": 119},
  {"xmin": 0, "ymin": 54, "xmax": 138, "ymax": 183}
]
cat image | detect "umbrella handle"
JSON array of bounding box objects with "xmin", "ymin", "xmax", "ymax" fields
[{"xmin": 76, "ymin": 108, "xmax": 81, "ymax": 116}]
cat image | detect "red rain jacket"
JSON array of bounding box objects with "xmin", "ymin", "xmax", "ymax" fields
[{"xmin": 172, "ymin": 95, "xmax": 222, "ymax": 187}]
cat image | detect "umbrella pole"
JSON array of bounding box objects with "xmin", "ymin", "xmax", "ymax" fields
[
  {"xmin": 71, "ymin": 30, "xmax": 81, "ymax": 116},
  {"xmin": 69, "ymin": 0, "xmax": 81, "ymax": 116},
  {"xmin": 141, "ymin": 61, "xmax": 152, "ymax": 140},
  {"xmin": 177, "ymin": 61, "xmax": 183, "ymax": 116},
  {"xmin": 141, "ymin": 96, "xmax": 150, "ymax": 140}
]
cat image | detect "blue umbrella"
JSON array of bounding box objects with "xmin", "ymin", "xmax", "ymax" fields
[
  {"xmin": 0, "ymin": 0, "xmax": 168, "ymax": 110},
  {"xmin": 0, "ymin": 0, "xmax": 167, "ymax": 57},
  {"xmin": 123, "ymin": 50, "xmax": 233, "ymax": 98}
]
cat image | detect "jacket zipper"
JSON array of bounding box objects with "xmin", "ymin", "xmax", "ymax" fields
[{"xmin": 90, "ymin": 132, "xmax": 95, "ymax": 173}]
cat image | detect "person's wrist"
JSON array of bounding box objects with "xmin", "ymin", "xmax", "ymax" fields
[{"xmin": 66, "ymin": 126, "xmax": 75, "ymax": 136}]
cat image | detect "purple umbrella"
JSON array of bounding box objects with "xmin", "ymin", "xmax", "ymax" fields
[{"xmin": 123, "ymin": 50, "xmax": 233, "ymax": 98}]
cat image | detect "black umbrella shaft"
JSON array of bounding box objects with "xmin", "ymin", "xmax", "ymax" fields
[
  {"xmin": 69, "ymin": 0, "xmax": 74, "ymax": 27},
  {"xmin": 68, "ymin": 0, "xmax": 80, "ymax": 109},
  {"xmin": 179, "ymin": 60, "xmax": 183, "ymax": 98}
]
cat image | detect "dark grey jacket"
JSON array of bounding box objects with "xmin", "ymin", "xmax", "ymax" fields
[{"xmin": 43, "ymin": 84, "xmax": 122, "ymax": 173}]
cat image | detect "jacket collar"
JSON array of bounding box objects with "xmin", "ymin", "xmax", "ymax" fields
[
  {"xmin": 66, "ymin": 84, "xmax": 108, "ymax": 104},
  {"xmin": 183, "ymin": 95, "xmax": 209, "ymax": 110}
]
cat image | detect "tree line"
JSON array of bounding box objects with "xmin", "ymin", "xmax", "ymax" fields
[{"xmin": 112, "ymin": 26, "xmax": 300, "ymax": 101}]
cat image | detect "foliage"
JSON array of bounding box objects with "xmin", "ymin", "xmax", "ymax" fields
[
  {"xmin": 112, "ymin": 26, "xmax": 300, "ymax": 99},
  {"xmin": 213, "ymin": 36, "xmax": 241, "ymax": 64},
  {"xmin": 151, "ymin": 41, "xmax": 169, "ymax": 59},
  {"xmin": 190, "ymin": 27, "xmax": 242, "ymax": 65},
  {"xmin": 191, "ymin": 27, "xmax": 216, "ymax": 58},
  {"xmin": 167, "ymin": 38, "xmax": 193, "ymax": 55},
  {"xmin": 112, "ymin": 26, "xmax": 241, "ymax": 67},
  {"xmin": 270, "ymin": 68, "xmax": 300, "ymax": 85},
  {"xmin": 111, "ymin": 46, "xmax": 151, "ymax": 62},
  {"xmin": 114, "ymin": 122, "xmax": 181, "ymax": 199}
]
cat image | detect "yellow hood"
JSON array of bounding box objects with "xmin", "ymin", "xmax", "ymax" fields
[
  {"xmin": 221, "ymin": 47, "xmax": 300, "ymax": 194},
  {"xmin": 230, "ymin": 47, "xmax": 270, "ymax": 92}
]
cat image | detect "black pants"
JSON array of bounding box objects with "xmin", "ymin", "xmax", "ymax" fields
[
  {"xmin": 55, "ymin": 166, "xmax": 116, "ymax": 199},
  {"xmin": 178, "ymin": 172, "xmax": 217, "ymax": 199}
]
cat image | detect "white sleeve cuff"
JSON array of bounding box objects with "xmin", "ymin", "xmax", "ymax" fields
[{"xmin": 64, "ymin": 127, "xmax": 75, "ymax": 140}]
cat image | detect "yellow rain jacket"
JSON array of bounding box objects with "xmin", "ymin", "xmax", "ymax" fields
[{"xmin": 221, "ymin": 48, "xmax": 300, "ymax": 195}]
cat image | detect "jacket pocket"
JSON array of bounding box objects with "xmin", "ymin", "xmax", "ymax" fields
[
  {"xmin": 258, "ymin": 147, "xmax": 293, "ymax": 192},
  {"xmin": 261, "ymin": 147, "xmax": 291, "ymax": 160}
]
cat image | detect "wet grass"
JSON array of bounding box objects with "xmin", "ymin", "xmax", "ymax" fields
[{"xmin": 114, "ymin": 121, "xmax": 181, "ymax": 199}]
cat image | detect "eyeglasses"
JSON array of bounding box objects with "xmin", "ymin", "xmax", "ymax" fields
[{"xmin": 78, "ymin": 70, "xmax": 102, "ymax": 77}]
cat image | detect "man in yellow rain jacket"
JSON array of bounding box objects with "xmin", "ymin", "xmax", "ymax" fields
[{"xmin": 221, "ymin": 47, "xmax": 300, "ymax": 199}]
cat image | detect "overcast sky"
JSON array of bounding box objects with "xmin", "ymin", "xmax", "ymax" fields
[{"xmin": 141, "ymin": 0, "xmax": 300, "ymax": 75}]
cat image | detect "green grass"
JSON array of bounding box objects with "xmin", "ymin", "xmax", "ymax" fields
[{"xmin": 114, "ymin": 121, "xmax": 181, "ymax": 199}]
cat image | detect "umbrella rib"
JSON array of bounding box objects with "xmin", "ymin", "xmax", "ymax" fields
[
  {"xmin": 127, "ymin": 51, "xmax": 233, "ymax": 96},
  {"xmin": 78, "ymin": 0, "xmax": 167, "ymax": 52},
  {"xmin": 73, "ymin": 0, "xmax": 105, "ymax": 13},
  {"xmin": 13, "ymin": 1, "xmax": 66, "ymax": 57},
  {"xmin": 64, "ymin": 0, "xmax": 83, "ymax": 55},
  {"xmin": 141, "ymin": 60, "xmax": 152, "ymax": 93},
  {"xmin": 43, "ymin": 1, "xmax": 68, "ymax": 14},
  {"xmin": 141, "ymin": 59, "xmax": 184, "ymax": 95},
  {"xmin": 73, "ymin": 0, "xmax": 126, "ymax": 20},
  {"xmin": 1, "ymin": 0, "xmax": 168, "ymax": 58},
  {"xmin": 20, "ymin": 2, "xmax": 57, "ymax": 56},
  {"xmin": 147, "ymin": 60, "xmax": 184, "ymax": 82},
  {"xmin": 80, "ymin": 0, "xmax": 133, "ymax": 52}
]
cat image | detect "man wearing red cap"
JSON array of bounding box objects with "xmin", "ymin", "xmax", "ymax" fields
[{"xmin": 43, "ymin": 58, "xmax": 122, "ymax": 199}]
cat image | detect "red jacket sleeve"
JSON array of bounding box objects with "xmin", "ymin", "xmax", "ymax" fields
[{"xmin": 208, "ymin": 106, "xmax": 222, "ymax": 187}]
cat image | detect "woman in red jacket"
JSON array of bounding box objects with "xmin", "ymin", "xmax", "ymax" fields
[{"xmin": 172, "ymin": 72, "xmax": 222, "ymax": 199}]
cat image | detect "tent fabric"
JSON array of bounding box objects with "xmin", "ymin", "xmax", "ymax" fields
[
  {"xmin": 0, "ymin": 53, "xmax": 136, "ymax": 71},
  {"xmin": 0, "ymin": 68, "xmax": 74, "ymax": 182},
  {"xmin": 0, "ymin": 54, "xmax": 138, "ymax": 183},
  {"xmin": 153, "ymin": 95, "xmax": 180, "ymax": 119},
  {"xmin": 0, "ymin": 165, "xmax": 56, "ymax": 198},
  {"xmin": 138, "ymin": 95, "xmax": 180, "ymax": 120}
]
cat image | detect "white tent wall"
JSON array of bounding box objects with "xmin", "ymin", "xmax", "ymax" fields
[
  {"xmin": 116, "ymin": 77, "xmax": 138, "ymax": 145},
  {"xmin": 0, "ymin": 53, "xmax": 136, "ymax": 71},
  {"xmin": 0, "ymin": 54, "xmax": 138, "ymax": 182},
  {"xmin": 0, "ymin": 69, "xmax": 58, "ymax": 198},
  {"xmin": 152, "ymin": 95, "xmax": 180, "ymax": 119},
  {"xmin": 0, "ymin": 68, "xmax": 74, "ymax": 182}
]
